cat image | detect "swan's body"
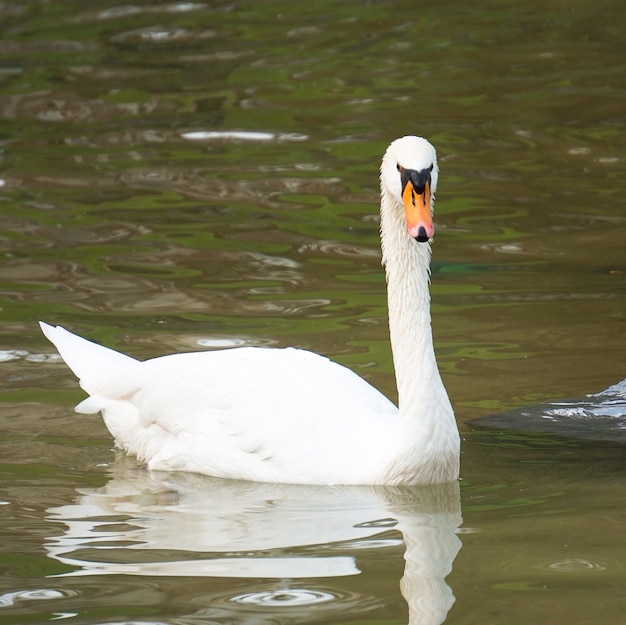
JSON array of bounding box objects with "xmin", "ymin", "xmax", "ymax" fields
[{"xmin": 40, "ymin": 136, "xmax": 459, "ymax": 485}]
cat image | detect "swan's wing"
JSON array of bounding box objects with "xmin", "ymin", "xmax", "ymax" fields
[
  {"xmin": 42, "ymin": 323, "xmax": 398, "ymax": 484},
  {"xmin": 128, "ymin": 348, "xmax": 399, "ymax": 483}
]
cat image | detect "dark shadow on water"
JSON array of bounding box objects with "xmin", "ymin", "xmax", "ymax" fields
[{"xmin": 472, "ymin": 378, "xmax": 626, "ymax": 445}]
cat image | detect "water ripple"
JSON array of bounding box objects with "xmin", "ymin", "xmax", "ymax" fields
[
  {"xmin": 77, "ymin": 2, "xmax": 207, "ymax": 22},
  {"xmin": 110, "ymin": 26, "xmax": 216, "ymax": 45},
  {"xmin": 196, "ymin": 336, "xmax": 275, "ymax": 349},
  {"xmin": 182, "ymin": 130, "xmax": 308, "ymax": 142},
  {"xmin": 297, "ymin": 240, "xmax": 378, "ymax": 258},
  {"xmin": 231, "ymin": 588, "xmax": 336, "ymax": 607},
  {"xmin": 182, "ymin": 583, "xmax": 383, "ymax": 623},
  {"xmin": 540, "ymin": 558, "xmax": 607, "ymax": 572},
  {"xmin": 0, "ymin": 588, "xmax": 77, "ymax": 609},
  {"xmin": 0, "ymin": 349, "xmax": 61, "ymax": 364}
]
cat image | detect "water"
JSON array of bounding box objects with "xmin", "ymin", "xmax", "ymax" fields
[{"xmin": 1, "ymin": 1, "xmax": 625, "ymax": 623}]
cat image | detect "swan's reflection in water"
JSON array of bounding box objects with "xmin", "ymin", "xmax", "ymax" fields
[{"xmin": 46, "ymin": 464, "xmax": 462, "ymax": 625}]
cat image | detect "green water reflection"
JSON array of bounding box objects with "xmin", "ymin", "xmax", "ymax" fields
[{"xmin": 1, "ymin": 0, "xmax": 625, "ymax": 624}]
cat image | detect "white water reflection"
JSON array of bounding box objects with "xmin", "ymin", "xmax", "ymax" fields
[
  {"xmin": 181, "ymin": 130, "xmax": 308, "ymax": 142},
  {"xmin": 46, "ymin": 468, "xmax": 462, "ymax": 625}
]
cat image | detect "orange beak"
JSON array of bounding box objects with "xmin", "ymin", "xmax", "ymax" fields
[{"xmin": 402, "ymin": 179, "xmax": 434, "ymax": 241}]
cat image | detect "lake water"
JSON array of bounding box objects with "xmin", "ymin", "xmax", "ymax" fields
[{"xmin": 0, "ymin": 1, "xmax": 624, "ymax": 624}]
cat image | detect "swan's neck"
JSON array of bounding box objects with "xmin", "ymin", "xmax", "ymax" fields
[{"xmin": 380, "ymin": 189, "xmax": 449, "ymax": 417}]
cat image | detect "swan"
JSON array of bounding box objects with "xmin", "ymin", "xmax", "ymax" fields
[{"xmin": 40, "ymin": 135, "xmax": 460, "ymax": 485}]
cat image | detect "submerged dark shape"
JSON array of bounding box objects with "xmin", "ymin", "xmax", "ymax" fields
[{"xmin": 474, "ymin": 378, "xmax": 626, "ymax": 444}]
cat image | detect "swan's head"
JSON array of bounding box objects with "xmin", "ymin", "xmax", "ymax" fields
[{"xmin": 380, "ymin": 136, "xmax": 439, "ymax": 242}]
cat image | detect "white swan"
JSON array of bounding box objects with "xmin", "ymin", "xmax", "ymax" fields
[{"xmin": 40, "ymin": 136, "xmax": 459, "ymax": 485}]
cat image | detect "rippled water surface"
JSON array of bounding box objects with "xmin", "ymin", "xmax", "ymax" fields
[{"xmin": 1, "ymin": 1, "xmax": 625, "ymax": 624}]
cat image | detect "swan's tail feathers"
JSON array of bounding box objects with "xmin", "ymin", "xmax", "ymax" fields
[{"xmin": 39, "ymin": 322, "xmax": 139, "ymax": 398}]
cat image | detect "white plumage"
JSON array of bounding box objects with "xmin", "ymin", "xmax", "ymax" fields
[{"xmin": 41, "ymin": 136, "xmax": 460, "ymax": 485}]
